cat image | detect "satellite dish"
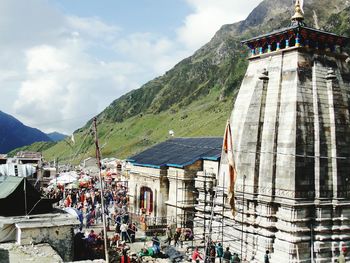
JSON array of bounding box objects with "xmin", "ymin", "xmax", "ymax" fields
[{"xmin": 169, "ymin": 130, "xmax": 175, "ymax": 137}]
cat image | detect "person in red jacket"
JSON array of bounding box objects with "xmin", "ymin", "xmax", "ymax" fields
[
  {"xmin": 192, "ymin": 247, "xmax": 203, "ymax": 263},
  {"xmin": 120, "ymin": 250, "xmax": 130, "ymax": 263}
]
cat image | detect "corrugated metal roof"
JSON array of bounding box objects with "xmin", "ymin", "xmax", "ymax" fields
[{"xmin": 128, "ymin": 137, "xmax": 222, "ymax": 168}]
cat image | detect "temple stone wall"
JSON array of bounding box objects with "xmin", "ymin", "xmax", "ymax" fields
[
  {"xmin": 128, "ymin": 166, "xmax": 168, "ymax": 218},
  {"xmin": 211, "ymin": 47, "xmax": 350, "ymax": 263}
]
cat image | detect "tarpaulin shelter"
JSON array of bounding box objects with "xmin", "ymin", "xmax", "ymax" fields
[{"xmin": 0, "ymin": 176, "xmax": 56, "ymax": 216}]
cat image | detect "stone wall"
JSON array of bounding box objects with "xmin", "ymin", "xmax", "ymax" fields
[
  {"xmin": 16, "ymin": 224, "xmax": 74, "ymax": 261},
  {"xmin": 213, "ymin": 47, "xmax": 350, "ymax": 263},
  {"xmin": 128, "ymin": 165, "xmax": 168, "ymax": 218}
]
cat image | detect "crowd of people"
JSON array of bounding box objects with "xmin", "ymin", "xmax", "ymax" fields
[
  {"xmin": 44, "ymin": 178, "xmax": 140, "ymax": 261},
  {"xmin": 191, "ymin": 242, "xmax": 241, "ymax": 263},
  {"xmin": 41, "ymin": 174, "xmax": 280, "ymax": 263},
  {"xmin": 165, "ymin": 225, "xmax": 193, "ymax": 248}
]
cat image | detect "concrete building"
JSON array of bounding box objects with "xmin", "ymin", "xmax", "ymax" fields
[
  {"xmin": 0, "ymin": 212, "xmax": 80, "ymax": 262},
  {"xmin": 126, "ymin": 137, "xmax": 222, "ymax": 228},
  {"xmin": 207, "ymin": 2, "xmax": 350, "ymax": 263},
  {"xmin": 0, "ymin": 176, "xmax": 80, "ymax": 261}
]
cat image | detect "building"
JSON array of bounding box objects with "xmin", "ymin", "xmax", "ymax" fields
[
  {"xmin": 208, "ymin": 1, "xmax": 350, "ymax": 262},
  {"xmin": 0, "ymin": 151, "xmax": 43, "ymax": 186},
  {"xmin": 0, "ymin": 155, "xmax": 7, "ymax": 165},
  {"xmin": 126, "ymin": 137, "xmax": 222, "ymax": 228},
  {"xmin": 0, "ymin": 176, "xmax": 80, "ymax": 261}
]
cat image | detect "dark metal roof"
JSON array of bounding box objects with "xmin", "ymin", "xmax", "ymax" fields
[{"xmin": 127, "ymin": 137, "xmax": 222, "ymax": 168}]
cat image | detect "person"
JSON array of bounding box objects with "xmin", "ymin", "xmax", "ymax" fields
[
  {"xmin": 264, "ymin": 250, "xmax": 270, "ymax": 263},
  {"xmin": 120, "ymin": 249, "xmax": 131, "ymax": 263},
  {"xmin": 338, "ymin": 251, "xmax": 346, "ymax": 263},
  {"xmin": 174, "ymin": 228, "xmax": 181, "ymax": 246},
  {"xmin": 115, "ymin": 214, "xmax": 121, "ymax": 234},
  {"xmin": 121, "ymin": 222, "xmax": 128, "ymax": 242},
  {"xmin": 222, "ymin": 247, "xmax": 232, "ymax": 263},
  {"xmin": 192, "ymin": 247, "xmax": 203, "ymax": 263},
  {"xmin": 216, "ymin": 243, "xmax": 223, "ymax": 263},
  {"xmin": 73, "ymin": 228, "xmax": 85, "ymax": 260},
  {"xmin": 152, "ymin": 233, "xmax": 160, "ymax": 254},
  {"xmin": 129, "ymin": 222, "xmax": 137, "ymax": 243},
  {"xmin": 165, "ymin": 225, "xmax": 173, "ymax": 245},
  {"xmin": 179, "ymin": 229, "xmax": 186, "ymax": 248},
  {"xmin": 209, "ymin": 244, "xmax": 216, "ymax": 263},
  {"xmin": 110, "ymin": 233, "xmax": 120, "ymax": 247},
  {"xmin": 231, "ymin": 253, "xmax": 240, "ymax": 263}
]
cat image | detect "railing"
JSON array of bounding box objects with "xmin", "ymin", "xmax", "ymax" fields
[{"xmin": 129, "ymin": 213, "xmax": 175, "ymax": 227}]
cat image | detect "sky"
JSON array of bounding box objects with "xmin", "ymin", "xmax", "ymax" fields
[{"xmin": 1, "ymin": 0, "xmax": 262, "ymax": 135}]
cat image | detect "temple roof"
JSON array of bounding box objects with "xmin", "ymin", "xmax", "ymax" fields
[
  {"xmin": 242, "ymin": 1, "xmax": 349, "ymax": 55},
  {"xmin": 127, "ymin": 137, "xmax": 222, "ymax": 168},
  {"xmin": 242, "ymin": 25, "xmax": 349, "ymax": 47}
]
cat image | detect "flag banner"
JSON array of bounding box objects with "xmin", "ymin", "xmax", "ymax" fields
[
  {"xmin": 219, "ymin": 120, "xmax": 237, "ymax": 216},
  {"xmin": 300, "ymin": 0, "xmax": 304, "ymax": 13}
]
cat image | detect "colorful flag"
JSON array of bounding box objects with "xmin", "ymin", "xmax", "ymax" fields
[{"xmin": 221, "ymin": 120, "xmax": 237, "ymax": 216}]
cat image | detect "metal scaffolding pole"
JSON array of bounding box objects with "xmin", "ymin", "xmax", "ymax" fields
[{"xmin": 240, "ymin": 174, "xmax": 246, "ymax": 261}]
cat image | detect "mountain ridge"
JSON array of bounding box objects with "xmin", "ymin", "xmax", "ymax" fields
[
  {"xmin": 13, "ymin": 0, "xmax": 350, "ymax": 162},
  {"xmin": 47, "ymin": 132, "xmax": 67, "ymax": 142},
  {"xmin": 0, "ymin": 111, "xmax": 52, "ymax": 154}
]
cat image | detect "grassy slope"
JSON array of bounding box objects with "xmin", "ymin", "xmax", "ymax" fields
[{"xmin": 43, "ymin": 87, "xmax": 233, "ymax": 162}]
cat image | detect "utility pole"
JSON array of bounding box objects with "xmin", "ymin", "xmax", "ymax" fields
[
  {"xmin": 222, "ymin": 172, "xmax": 225, "ymax": 246},
  {"xmin": 93, "ymin": 117, "xmax": 109, "ymax": 263}
]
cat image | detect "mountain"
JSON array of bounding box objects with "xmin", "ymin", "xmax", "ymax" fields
[
  {"xmin": 23, "ymin": 0, "xmax": 350, "ymax": 162},
  {"xmin": 0, "ymin": 111, "xmax": 52, "ymax": 154},
  {"xmin": 47, "ymin": 132, "xmax": 67, "ymax": 142}
]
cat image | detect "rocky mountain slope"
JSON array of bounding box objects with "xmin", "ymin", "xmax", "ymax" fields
[
  {"xmin": 0, "ymin": 111, "xmax": 52, "ymax": 154},
  {"xmin": 18, "ymin": 0, "xmax": 350, "ymax": 162},
  {"xmin": 47, "ymin": 132, "xmax": 67, "ymax": 142}
]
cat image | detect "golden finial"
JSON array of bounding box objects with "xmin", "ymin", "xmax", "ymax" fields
[{"xmin": 291, "ymin": 0, "xmax": 304, "ymax": 23}]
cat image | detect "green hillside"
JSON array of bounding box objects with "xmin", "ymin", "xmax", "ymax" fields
[
  {"xmin": 44, "ymin": 87, "xmax": 233, "ymax": 163},
  {"xmin": 14, "ymin": 0, "xmax": 350, "ymax": 164}
]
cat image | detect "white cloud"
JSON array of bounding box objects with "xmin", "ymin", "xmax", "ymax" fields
[
  {"xmin": 26, "ymin": 45, "xmax": 70, "ymax": 73},
  {"xmin": 1, "ymin": 0, "xmax": 263, "ymax": 134},
  {"xmin": 177, "ymin": 0, "xmax": 262, "ymax": 50},
  {"xmin": 66, "ymin": 16, "xmax": 120, "ymax": 40},
  {"xmin": 14, "ymin": 39, "xmax": 140, "ymax": 133},
  {"xmin": 114, "ymin": 33, "xmax": 188, "ymax": 75}
]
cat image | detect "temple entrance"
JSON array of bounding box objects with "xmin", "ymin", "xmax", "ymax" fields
[{"xmin": 139, "ymin": 186, "xmax": 153, "ymax": 215}]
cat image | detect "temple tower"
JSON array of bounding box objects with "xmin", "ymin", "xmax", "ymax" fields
[{"xmin": 219, "ymin": 1, "xmax": 350, "ymax": 262}]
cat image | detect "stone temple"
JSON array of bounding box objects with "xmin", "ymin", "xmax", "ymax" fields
[{"xmin": 210, "ymin": 1, "xmax": 350, "ymax": 262}]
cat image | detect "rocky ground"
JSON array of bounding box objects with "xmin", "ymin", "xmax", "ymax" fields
[
  {"xmin": 0, "ymin": 242, "xmax": 63, "ymax": 263},
  {"xmin": 0, "ymin": 223, "xmax": 196, "ymax": 263}
]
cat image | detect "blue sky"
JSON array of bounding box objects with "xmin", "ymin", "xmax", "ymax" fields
[
  {"xmin": 1, "ymin": 0, "xmax": 262, "ymax": 134},
  {"xmin": 53, "ymin": 0, "xmax": 191, "ymax": 35}
]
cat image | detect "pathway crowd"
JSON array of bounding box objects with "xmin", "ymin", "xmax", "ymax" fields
[{"xmin": 44, "ymin": 179, "xmax": 139, "ymax": 261}]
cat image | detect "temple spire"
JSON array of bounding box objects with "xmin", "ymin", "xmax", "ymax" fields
[{"xmin": 291, "ymin": 0, "xmax": 304, "ymax": 26}]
